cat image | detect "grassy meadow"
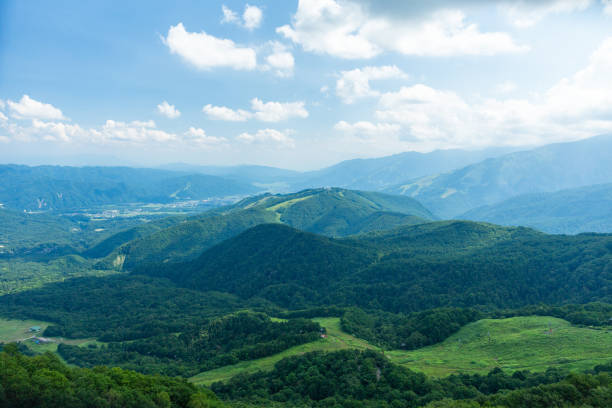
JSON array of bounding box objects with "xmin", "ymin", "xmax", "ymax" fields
[{"xmin": 191, "ymin": 315, "xmax": 612, "ymax": 385}]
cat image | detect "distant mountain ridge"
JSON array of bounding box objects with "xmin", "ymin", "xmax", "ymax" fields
[
  {"xmin": 0, "ymin": 165, "xmax": 259, "ymax": 211},
  {"xmin": 386, "ymin": 135, "xmax": 612, "ymax": 218},
  {"xmin": 460, "ymin": 182, "xmax": 612, "ymax": 234}
]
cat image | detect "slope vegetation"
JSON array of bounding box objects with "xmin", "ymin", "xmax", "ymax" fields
[
  {"xmin": 99, "ymin": 188, "xmax": 434, "ymax": 269},
  {"xmin": 145, "ymin": 220, "xmax": 612, "ymax": 311}
]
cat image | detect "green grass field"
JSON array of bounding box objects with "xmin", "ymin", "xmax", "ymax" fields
[
  {"xmin": 0, "ymin": 317, "xmax": 95, "ymax": 356},
  {"xmin": 190, "ymin": 317, "xmax": 379, "ymax": 386},
  {"xmin": 191, "ymin": 316, "xmax": 612, "ymax": 385},
  {"xmin": 387, "ymin": 316, "xmax": 612, "ymax": 376}
]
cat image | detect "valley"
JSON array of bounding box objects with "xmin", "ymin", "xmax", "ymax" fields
[{"xmin": 1, "ymin": 135, "xmax": 612, "ymax": 407}]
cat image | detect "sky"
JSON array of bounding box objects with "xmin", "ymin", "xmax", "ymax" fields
[{"xmin": 1, "ymin": 0, "xmax": 612, "ymax": 170}]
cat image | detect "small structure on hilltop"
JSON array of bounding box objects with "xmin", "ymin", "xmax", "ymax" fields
[{"xmin": 29, "ymin": 326, "xmax": 41, "ymax": 333}]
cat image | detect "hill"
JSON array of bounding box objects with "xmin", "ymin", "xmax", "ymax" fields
[
  {"xmin": 387, "ymin": 316, "xmax": 612, "ymax": 377},
  {"xmin": 98, "ymin": 188, "xmax": 434, "ymax": 269},
  {"xmin": 144, "ymin": 221, "xmax": 612, "ymax": 311},
  {"xmin": 386, "ymin": 135, "xmax": 612, "ymax": 218},
  {"xmin": 460, "ymin": 183, "xmax": 612, "ymax": 234},
  {"xmin": 0, "ymin": 164, "xmax": 258, "ymax": 211}
]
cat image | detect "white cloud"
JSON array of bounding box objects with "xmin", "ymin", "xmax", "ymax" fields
[
  {"xmin": 336, "ymin": 65, "xmax": 408, "ymax": 104},
  {"xmin": 184, "ymin": 127, "xmax": 228, "ymax": 145},
  {"xmin": 264, "ymin": 42, "xmax": 295, "ymax": 77},
  {"xmin": 603, "ymin": 0, "xmax": 612, "ymax": 14},
  {"xmin": 496, "ymin": 81, "xmax": 517, "ymax": 93},
  {"xmin": 31, "ymin": 119, "xmax": 84, "ymax": 142},
  {"xmin": 163, "ymin": 23, "xmax": 257, "ymax": 70},
  {"xmin": 237, "ymin": 128, "xmax": 295, "ymax": 147},
  {"xmin": 0, "ymin": 112, "xmax": 7, "ymax": 122},
  {"xmin": 221, "ymin": 4, "xmax": 263, "ymax": 30},
  {"xmin": 203, "ymin": 104, "xmax": 253, "ymax": 121},
  {"xmin": 157, "ymin": 101, "xmax": 181, "ymax": 119},
  {"xmin": 362, "ymin": 37, "xmax": 612, "ymax": 150},
  {"xmin": 0, "ymin": 99, "xmax": 5, "ymax": 110},
  {"xmin": 501, "ymin": 0, "xmax": 592, "ymax": 28},
  {"xmin": 7, "ymin": 95, "xmax": 66, "ymax": 120},
  {"xmin": 243, "ymin": 4, "xmax": 263, "ymax": 30},
  {"xmin": 277, "ymin": 0, "xmax": 527, "ymax": 59},
  {"xmin": 251, "ymin": 98, "xmax": 308, "ymax": 122},
  {"xmin": 221, "ymin": 5, "xmax": 239, "ymax": 23},
  {"xmin": 94, "ymin": 120, "xmax": 177, "ymax": 143},
  {"xmin": 203, "ymin": 98, "xmax": 308, "ymax": 122}
]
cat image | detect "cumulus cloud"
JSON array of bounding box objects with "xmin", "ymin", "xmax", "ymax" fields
[
  {"xmin": 7, "ymin": 95, "xmax": 67, "ymax": 120},
  {"xmin": 221, "ymin": 4, "xmax": 263, "ymax": 30},
  {"xmin": 243, "ymin": 4, "xmax": 263, "ymax": 29},
  {"xmin": 603, "ymin": 0, "xmax": 612, "ymax": 14},
  {"xmin": 157, "ymin": 101, "xmax": 181, "ymax": 119},
  {"xmin": 353, "ymin": 37, "xmax": 612, "ymax": 150},
  {"xmin": 184, "ymin": 127, "xmax": 228, "ymax": 145},
  {"xmin": 263, "ymin": 42, "xmax": 295, "ymax": 77},
  {"xmin": 221, "ymin": 5, "xmax": 239, "ymax": 23},
  {"xmin": 93, "ymin": 120, "xmax": 177, "ymax": 143},
  {"xmin": 0, "ymin": 112, "xmax": 7, "ymax": 122},
  {"xmin": 501, "ymin": 0, "xmax": 592, "ymax": 27},
  {"xmin": 163, "ymin": 23, "xmax": 257, "ymax": 70},
  {"xmin": 251, "ymin": 98, "xmax": 308, "ymax": 122},
  {"xmin": 277, "ymin": 0, "xmax": 527, "ymax": 59},
  {"xmin": 203, "ymin": 104, "xmax": 253, "ymax": 121},
  {"xmin": 203, "ymin": 98, "xmax": 308, "ymax": 122},
  {"xmin": 336, "ymin": 65, "xmax": 408, "ymax": 104},
  {"xmin": 237, "ymin": 128, "xmax": 295, "ymax": 147}
]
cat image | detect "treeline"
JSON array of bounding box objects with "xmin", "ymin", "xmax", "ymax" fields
[
  {"xmin": 211, "ymin": 349, "xmax": 569, "ymax": 407},
  {"xmin": 0, "ymin": 344, "xmax": 224, "ymax": 408},
  {"xmin": 340, "ymin": 303, "xmax": 612, "ymax": 351},
  {"xmin": 57, "ymin": 312, "xmax": 321, "ymax": 377},
  {"xmin": 0, "ymin": 275, "xmax": 266, "ymax": 340},
  {"xmin": 341, "ymin": 307, "xmax": 482, "ymax": 349}
]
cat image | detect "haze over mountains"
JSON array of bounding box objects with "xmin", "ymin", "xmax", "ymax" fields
[{"xmin": 3, "ymin": 134, "xmax": 612, "ymax": 235}]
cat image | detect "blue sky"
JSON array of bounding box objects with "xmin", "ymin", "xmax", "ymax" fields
[{"xmin": 1, "ymin": 0, "xmax": 612, "ymax": 170}]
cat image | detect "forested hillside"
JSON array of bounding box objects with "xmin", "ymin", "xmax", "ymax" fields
[
  {"xmin": 98, "ymin": 188, "xmax": 433, "ymax": 270},
  {"xmin": 142, "ymin": 221, "xmax": 612, "ymax": 311},
  {"xmin": 0, "ymin": 344, "xmax": 224, "ymax": 408}
]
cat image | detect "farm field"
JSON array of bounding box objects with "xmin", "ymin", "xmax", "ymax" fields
[{"xmin": 0, "ymin": 317, "xmax": 95, "ymax": 355}]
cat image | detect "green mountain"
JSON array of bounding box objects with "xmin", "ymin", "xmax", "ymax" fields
[
  {"xmin": 459, "ymin": 183, "xmax": 612, "ymax": 234},
  {"xmin": 0, "ymin": 164, "xmax": 258, "ymax": 211},
  {"xmin": 145, "ymin": 221, "xmax": 612, "ymax": 311},
  {"xmin": 98, "ymin": 188, "xmax": 434, "ymax": 270},
  {"xmin": 386, "ymin": 135, "xmax": 612, "ymax": 218}
]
